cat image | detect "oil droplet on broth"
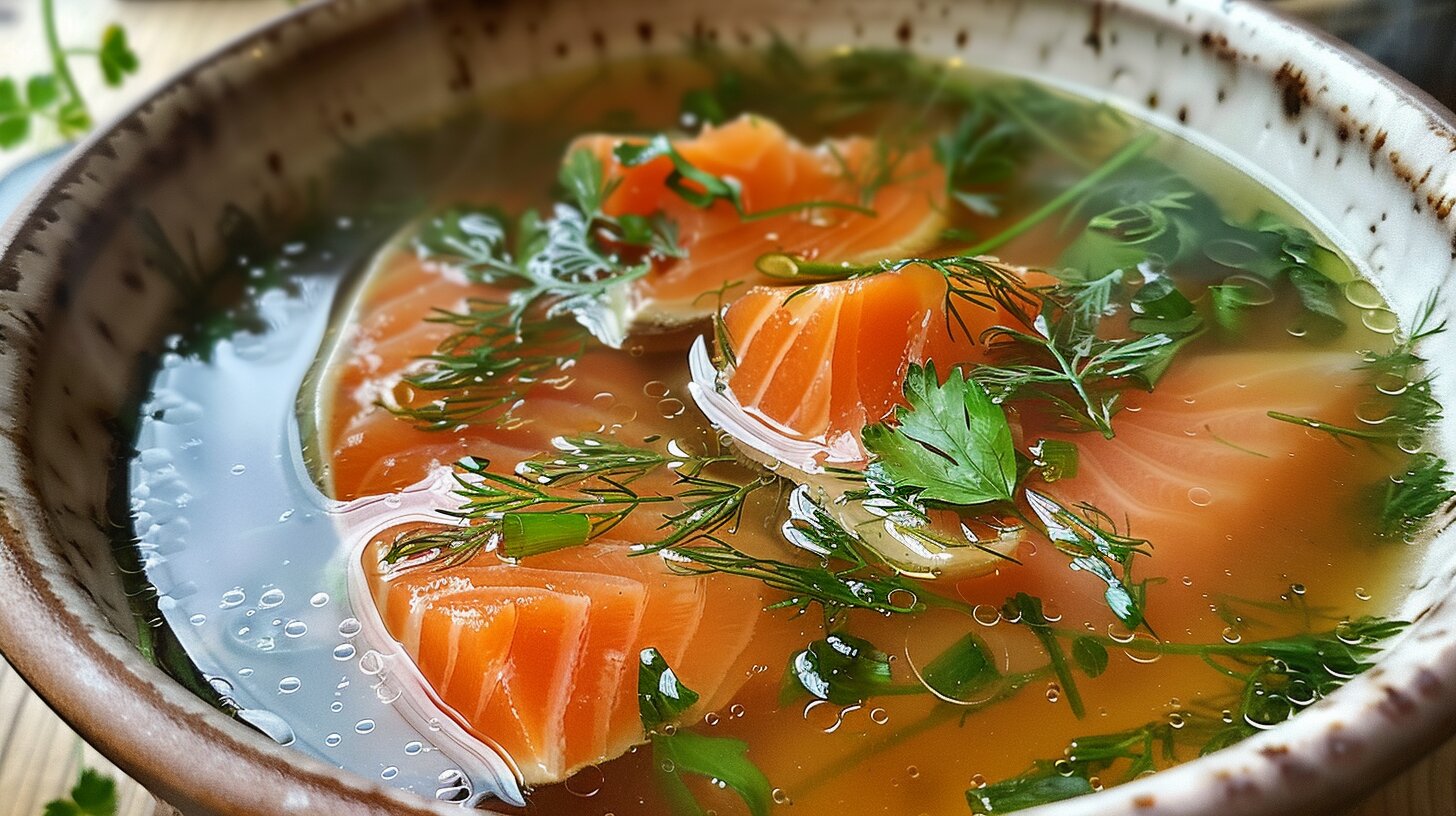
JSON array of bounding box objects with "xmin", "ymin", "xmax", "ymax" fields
[
  {"xmin": 1187, "ymin": 487, "xmax": 1212, "ymax": 507},
  {"xmin": 565, "ymin": 765, "xmax": 605, "ymax": 798}
]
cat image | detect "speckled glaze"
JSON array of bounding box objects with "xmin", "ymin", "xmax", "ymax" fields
[{"xmin": 1, "ymin": 1, "xmax": 1454, "ymax": 814}]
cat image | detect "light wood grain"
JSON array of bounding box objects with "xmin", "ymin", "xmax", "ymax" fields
[{"xmin": 0, "ymin": 2, "xmax": 1453, "ymax": 814}]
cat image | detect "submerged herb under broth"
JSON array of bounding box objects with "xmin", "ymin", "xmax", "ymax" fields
[{"xmin": 122, "ymin": 43, "xmax": 1447, "ymax": 816}]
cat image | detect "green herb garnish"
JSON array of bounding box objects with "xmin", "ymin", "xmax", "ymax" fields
[
  {"xmin": 43, "ymin": 768, "xmax": 118, "ymax": 816},
  {"xmin": 1, "ymin": 0, "xmax": 138, "ymax": 149},
  {"xmin": 971, "ymin": 615, "xmax": 1407, "ymax": 812},
  {"xmin": 639, "ymin": 650, "xmax": 773, "ymax": 816},
  {"xmin": 862, "ymin": 362, "xmax": 1017, "ymax": 507}
]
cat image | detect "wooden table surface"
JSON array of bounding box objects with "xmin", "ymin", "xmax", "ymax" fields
[{"xmin": 0, "ymin": 2, "xmax": 1454, "ymax": 814}]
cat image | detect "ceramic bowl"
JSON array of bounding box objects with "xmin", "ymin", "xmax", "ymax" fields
[{"xmin": 2, "ymin": 1, "xmax": 1455, "ymax": 814}]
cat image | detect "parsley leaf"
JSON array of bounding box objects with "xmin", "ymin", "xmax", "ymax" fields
[
  {"xmin": 43, "ymin": 769, "xmax": 118, "ymax": 816},
  {"xmin": 862, "ymin": 362, "xmax": 1017, "ymax": 507}
]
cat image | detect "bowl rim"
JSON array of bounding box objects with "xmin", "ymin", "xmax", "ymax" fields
[{"xmin": 2, "ymin": 1, "xmax": 1455, "ymax": 814}]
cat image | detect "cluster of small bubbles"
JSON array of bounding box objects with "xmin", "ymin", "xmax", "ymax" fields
[
  {"xmin": 278, "ymin": 676, "xmax": 302, "ymax": 694},
  {"xmin": 338, "ymin": 617, "xmax": 362, "ymax": 638},
  {"xmin": 355, "ymin": 719, "xmax": 376, "ymax": 735},
  {"xmin": 284, "ymin": 620, "xmax": 308, "ymax": 638},
  {"xmin": 333, "ymin": 643, "xmax": 357, "ymax": 661},
  {"xmin": 405, "ymin": 741, "xmax": 424, "ymax": 756},
  {"xmin": 1361, "ymin": 307, "xmax": 1400, "ymax": 335},
  {"xmin": 258, "ymin": 587, "xmax": 286, "ymax": 608},
  {"xmin": 220, "ymin": 588, "xmax": 246, "ymax": 609},
  {"xmin": 1187, "ymin": 487, "xmax": 1213, "ymax": 507},
  {"xmin": 189, "ymin": 613, "xmax": 207, "ymax": 626},
  {"xmin": 324, "ymin": 733, "xmax": 342, "ymax": 747},
  {"xmin": 1355, "ymin": 587, "xmax": 1372, "ymax": 602},
  {"xmin": 870, "ymin": 707, "xmax": 890, "ymax": 725},
  {"xmin": 381, "ymin": 767, "xmax": 399, "ymax": 781},
  {"xmin": 772, "ymin": 788, "xmax": 793, "ymax": 805}
]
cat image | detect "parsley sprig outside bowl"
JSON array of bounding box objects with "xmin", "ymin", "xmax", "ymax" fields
[{"xmin": 0, "ymin": 1, "xmax": 1454, "ymax": 815}]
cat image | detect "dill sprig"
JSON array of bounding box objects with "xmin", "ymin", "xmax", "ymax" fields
[
  {"xmin": 1023, "ymin": 491, "xmax": 1153, "ymax": 632},
  {"xmin": 515, "ymin": 434, "xmax": 730, "ymax": 486},
  {"xmin": 383, "ymin": 457, "xmax": 671, "ymax": 567},
  {"xmin": 662, "ymin": 486, "xmax": 933, "ymax": 616},
  {"xmin": 386, "ymin": 301, "xmax": 585, "ymax": 430},
  {"xmin": 970, "ymin": 615, "xmax": 1407, "ymax": 812}
]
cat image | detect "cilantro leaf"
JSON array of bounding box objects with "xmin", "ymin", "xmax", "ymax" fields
[
  {"xmin": 639, "ymin": 647, "xmax": 702, "ymax": 732},
  {"xmin": 44, "ymin": 769, "xmax": 118, "ymax": 816},
  {"xmin": 862, "ymin": 362, "xmax": 1017, "ymax": 507}
]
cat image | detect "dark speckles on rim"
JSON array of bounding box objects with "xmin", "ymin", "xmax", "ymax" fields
[
  {"xmin": 895, "ymin": 19, "xmax": 913, "ymax": 47},
  {"xmin": 1085, "ymin": 1, "xmax": 1104, "ymax": 55},
  {"xmin": 636, "ymin": 20, "xmax": 653, "ymax": 44},
  {"xmin": 1273, "ymin": 61, "xmax": 1310, "ymax": 119}
]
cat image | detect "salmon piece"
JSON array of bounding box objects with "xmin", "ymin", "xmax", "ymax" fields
[
  {"xmin": 696, "ymin": 262, "xmax": 1047, "ymax": 469},
  {"xmin": 569, "ymin": 115, "xmax": 948, "ymax": 328},
  {"xmin": 953, "ymin": 350, "xmax": 1370, "ymax": 632},
  {"xmin": 359, "ymin": 537, "xmax": 766, "ymax": 786},
  {"xmin": 315, "ymin": 248, "xmax": 712, "ymax": 538}
]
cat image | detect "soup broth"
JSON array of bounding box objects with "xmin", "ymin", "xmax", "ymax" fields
[{"xmin": 124, "ymin": 45, "xmax": 1445, "ymax": 815}]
